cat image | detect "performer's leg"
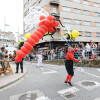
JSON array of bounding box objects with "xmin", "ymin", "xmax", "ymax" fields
[
  {"xmin": 69, "ymin": 75, "xmax": 72, "ymax": 82},
  {"xmin": 65, "ymin": 74, "xmax": 69, "ymax": 83},
  {"xmin": 68, "ymin": 75, "xmax": 73, "ymax": 86}
]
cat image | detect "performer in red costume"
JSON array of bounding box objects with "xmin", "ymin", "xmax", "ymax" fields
[{"xmin": 65, "ymin": 47, "xmax": 81, "ymax": 86}]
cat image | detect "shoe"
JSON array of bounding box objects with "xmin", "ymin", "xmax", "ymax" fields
[
  {"xmin": 64, "ymin": 81, "xmax": 68, "ymax": 83},
  {"xmin": 21, "ymin": 70, "xmax": 23, "ymax": 73},
  {"xmin": 15, "ymin": 72, "xmax": 18, "ymax": 73},
  {"xmin": 68, "ymin": 82, "xmax": 73, "ymax": 86}
]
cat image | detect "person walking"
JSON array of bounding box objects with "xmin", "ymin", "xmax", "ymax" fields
[{"xmin": 64, "ymin": 47, "xmax": 81, "ymax": 86}]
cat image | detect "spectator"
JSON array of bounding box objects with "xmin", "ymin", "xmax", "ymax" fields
[
  {"xmin": 0, "ymin": 47, "xmax": 6, "ymax": 60},
  {"xmin": 82, "ymin": 47, "xmax": 86, "ymax": 59},
  {"xmin": 48, "ymin": 50, "xmax": 51, "ymax": 60},
  {"xmin": 78, "ymin": 42, "xmax": 82, "ymax": 49},
  {"xmin": 85, "ymin": 43, "xmax": 92, "ymax": 59},
  {"xmin": 12, "ymin": 50, "xmax": 16, "ymax": 61},
  {"xmin": 36, "ymin": 51, "xmax": 43, "ymax": 67}
]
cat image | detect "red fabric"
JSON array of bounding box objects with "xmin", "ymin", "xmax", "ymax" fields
[
  {"xmin": 66, "ymin": 49, "xmax": 79, "ymax": 62},
  {"xmin": 69, "ymin": 75, "xmax": 72, "ymax": 82},
  {"xmin": 65, "ymin": 74, "xmax": 69, "ymax": 82}
]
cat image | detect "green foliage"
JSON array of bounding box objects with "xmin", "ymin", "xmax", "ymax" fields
[{"xmin": 43, "ymin": 59, "xmax": 100, "ymax": 68}]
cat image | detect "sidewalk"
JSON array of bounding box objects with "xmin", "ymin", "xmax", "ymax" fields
[{"xmin": 0, "ymin": 63, "xmax": 27, "ymax": 89}]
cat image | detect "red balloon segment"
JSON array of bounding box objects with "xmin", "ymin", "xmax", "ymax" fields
[
  {"xmin": 15, "ymin": 15, "xmax": 59, "ymax": 63},
  {"xmin": 37, "ymin": 28, "xmax": 46, "ymax": 36},
  {"xmin": 39, "ymin": 22, "xmax": 44, "ymax": 27},
  {"xmin": 40, "ymin": 15, "xmax": 46, "ymax": 21},
  {"xmin": 34, "ymin": 31, "xmax": 43, "ymax": 39},
  {"xmin": 16, "ymin": 50, "xmax": 26, "ymax": 58},
  {"xmin": 47, "ymin": 16, "xmax": 53, "ymax": 21},
  {"xmin": 24, "ymin": 42, "xmax": 33, "ymax": 50},
  {"xmin": 21, "ymin": 46, "xmax": 30, "ymax": 54},
  {"xmin": 15, "ymin": 56, "xmax": 22, "ymax": 63},
  {"xmin": 31, "ymin": 34, "xmax": 39, "ymax": 43},
  {"xmin": 48, "ymin": 27, "xmax": 54, "ymax": 33},
  {"xmin": 27, "ymin": 37, "xmax": 36, "ymax": 46},
  {"xmin": 44, "ymin": 20, "xmax": 50, "ymax": 27},
  {"xmin": 40, "ymin": 25, "xmax": 48, "ymax": 32}
]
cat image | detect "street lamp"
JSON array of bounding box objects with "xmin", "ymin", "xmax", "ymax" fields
[
  {"xmin": 16, "ymin": 27, "xmax": 19, "ymax": 42},
  {"xmin": 4, "ymin": 16, "xmax": 10, "ymax": 47}
]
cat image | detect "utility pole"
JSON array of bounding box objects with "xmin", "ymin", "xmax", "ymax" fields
[{"xmin": 16, "ymin": 27, "xmax": 19, "ymax": 42}]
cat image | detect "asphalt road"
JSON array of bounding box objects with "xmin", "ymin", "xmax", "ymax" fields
[{"xmin": 0, "ymin": 61, "xmax": 100, "ymax": 100}]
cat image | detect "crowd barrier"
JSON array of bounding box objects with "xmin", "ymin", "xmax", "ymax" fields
[{"xmin": 0, "ymin": 60, "xmax": 13, "ymax": 75}]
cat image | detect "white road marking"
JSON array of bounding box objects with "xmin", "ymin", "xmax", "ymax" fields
[
  {"xmin": 41, "ymin": 68, "xmax": 58, "ymax": 74},
  {"xmin": 26, "ymin": 94, "xmax": 31, "ymax": 97},
  {"xmin": 36, "ymin": 96, "xmax": 50, "ymax": 100},
  {"xmin": 94, "ymin": 97, "xmax": 100, "ymax": 100},
  {"xmin": 97, "ymin": 69, "xmax": 100, "ymax": 72},
  {"xmin": 58, "ymin": 87, "xmax": 79, "ymax": 95},
  {"xmin": 77, "ymin": 68, "xmax": 100, "ymax": 79}
]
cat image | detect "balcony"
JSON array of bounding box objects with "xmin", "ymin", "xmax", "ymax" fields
[
  {"xmin": 50, "ymin": 11, "xmax": 60, "ymax": 17},
  {"xmin": 50, "ymin": 0, "xmax": 59, "ymax": 6}
]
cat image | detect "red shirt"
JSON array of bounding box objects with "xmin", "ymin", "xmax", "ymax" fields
[{"xmin": 66, "ymin": 49, "xmax": 79, "ymax": 62}]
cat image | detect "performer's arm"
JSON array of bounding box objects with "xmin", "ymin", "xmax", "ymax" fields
[{"xmin": 69, "ymin": 54, "xmax": 79, "ymax": 62}]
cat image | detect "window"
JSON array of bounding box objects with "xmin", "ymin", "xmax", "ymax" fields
[
  {"xmin": 84, "ymin": 21, "xmax": 90, "ymax": 26},
  {"xmin": 79, "ymin": 31, "xmax": 82, "ymax": 36},
  {"xmin": 63, "ymin": 19, "xmax": 72, "ymax": 24},
  {"xmin": 74, "ymin": 8, "xmax": 81, "ymax": 14},
  {"xmin": 73, "ymin": 0, "xmax": 80, "ymax": 3},
  {"xmin": 94, "ymin": 3, "xmax": 99, "ymax": 8},
  {"xmin": 96, "ymin": 23, "xmax": 100, "ymax": 27},
  {"xmin": 85, "ymin": 32, "xmax": 91, "ymax": 37},
  {"xmin": 51, "ymin": 7, "xmax": 57, "ymax": 13},
  {"xmin": 75, "ymin": 20, "xmax": 81, "ymax": 25},
  {"xmin": 83, "ymin": 10, "xmax": 90, "ymax": 16},
  {"xmin": 96, "ymin": 33, "xmax": 100, "ymax": 37},
  {"xmin": 95, "ymin": 13, "xmax": 100, "ymax": 17},
  {"xmin": 63, "ymin": 7, "xmax": 71, "ymax": 12},
  {"xmin": 83, "ymin": 0, "xmax": 89, "ymax": 5}
]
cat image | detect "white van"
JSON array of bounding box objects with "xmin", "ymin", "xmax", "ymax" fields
[{"xmin": 5, "ymin": 47, "xmax": 17, "ymax": 55}]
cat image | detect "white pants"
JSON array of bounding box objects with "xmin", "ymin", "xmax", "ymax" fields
[{"xmin": 37, "ymin": 59, "xmax": 43, "ymax": 67}]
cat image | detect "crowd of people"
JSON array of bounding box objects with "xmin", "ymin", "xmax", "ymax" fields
[
  {"xmin": 0, "ymin": 41, "xmax": 100, "ymax": 74},
  {"xmin": 0, "ymin": 41, "xmax": 100, "ymax": 62},
  {"xmin": 17, "ymin": 41, "xmax": 100, "ymax": 61}
]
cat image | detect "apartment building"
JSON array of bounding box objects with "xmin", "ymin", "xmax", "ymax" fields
[
  {"xmin": 0, "ymin": 30, "xmax": 16, "ymax": 48},
  {"xmin": 23, "ymin": 0, "xmax": 100, "ymax": 49}
]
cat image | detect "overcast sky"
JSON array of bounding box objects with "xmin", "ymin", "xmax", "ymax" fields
[{"xmin": 0, "ymin": 0, "xmax": 23, "ymax": 37}]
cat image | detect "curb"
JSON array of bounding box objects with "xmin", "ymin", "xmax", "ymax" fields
[{"xmin": 0, "ymin": 69, "xmax": 28, "ymax": 89}]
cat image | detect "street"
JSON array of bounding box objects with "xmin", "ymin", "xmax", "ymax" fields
[{"xmin": 0, "ymin": 61, "xmax": 100, "ymax": 100}]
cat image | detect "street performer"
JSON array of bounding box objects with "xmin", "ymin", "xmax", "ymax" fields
[{"xmin": 65, "ymin": 47, "xmax": 81, "ymax": 86}]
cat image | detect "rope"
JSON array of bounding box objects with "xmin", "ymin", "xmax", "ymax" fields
[{"xmin": 56, "ymin": 30, "xmax": 81, "ymax": 60}]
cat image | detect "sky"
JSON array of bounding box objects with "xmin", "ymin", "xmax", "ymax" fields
[{"xmin": 0, "ymin": 0, "xmax": 23, "ymax": 40}]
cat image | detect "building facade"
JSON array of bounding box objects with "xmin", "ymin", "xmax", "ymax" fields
[
  {"xmin": 0, "ymin": 30, "xmax": 16, "ymax": 48},
  {"xmin": 23, "ymin": 0, "xmax": 100, "ymax": 48}
]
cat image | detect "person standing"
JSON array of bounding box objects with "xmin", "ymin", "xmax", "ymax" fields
[
  {"xmin": 15, "ymin": 42, "xmax": 24, "ymax": 73},
  {"xmin": 0, "ymin": 47, "xmax": 6, "ymax": 60},
  {"xmin": 36, "ymin": 51, "xmax": 43, "ymax": 67},
  {"xmin": 65, "ymin": 47, "xmax": 81, "ymax": 86},
  {"xmin": 0, "ymin": 47, "xmax": 8, "ymax": 69},
  {"xmin": 16, "ymin": 59, "xmax": 23, "ymax": 73}
]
